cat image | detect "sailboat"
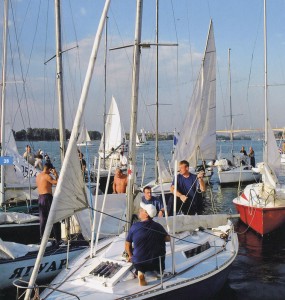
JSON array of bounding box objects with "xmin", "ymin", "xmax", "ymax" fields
[
  {"xmin": 136, "ymin": 132, "xmax": 143, "ymax": 147},
  {"xmin": 21, "ymin": 2, "xmax": 238, "ymax": 300},
  {"xmin": 215, "ymin": 48, "xmax": 261, "ymax": 185},
  {"xmin": 77, "ymin": 123, "xmax": 93, "ymax": 146},
  {"xmin": 98, "ymin": 96, "xmax": 127, "ymax": 162},
  {"xmin": 0, "ymin": 0, "xmax": 90, "ymax": 290},
  {"xmin": 232, "ymin": 0, "xmax": 285, "ymax": 235},
  {"xmin": 171, "ymin": 20, "xmax": 216, "ymax": 182},
  {"xmin": 0, "ymin": 0, "xmax": 41, "ymax": 242},
  {"xmin": 140, "ymin": 128, "xmax": 148, "ymax": 145}
]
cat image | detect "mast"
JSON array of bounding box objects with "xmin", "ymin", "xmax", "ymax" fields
[
  {"xmin": 126, "ymin": 0, "xmax": 143, "ymax": 233},
  {"xmin": 24, "ymin": 2, "xmax": 111, "ymax": 299},
  {"xmin": 0, "ymin": 0, "xmax": 9, "ymax": 206},
  {"xmin": 228, "ymin": 48, "xmax": 233, "ymax": 142},
  {"xmin": 103, "ymin": 17, "xmax": 108, "ymax": 169},
  {"xmin": 264, "ymin": 0, "xmax": 268, "ymax": 162},
  {"xmin": 55, "ymin": 0, "xmax": 66, "ymax": 164},
  {"xmin": 155, "ymin": 0, "xmax": 159, "ymax": 183}
]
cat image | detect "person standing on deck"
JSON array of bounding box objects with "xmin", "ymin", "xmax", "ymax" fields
[
  {"xmin": 113, "ymin": 168, "xmax": 128, "ymax": 193},
  {"xmin": 169, "ymin": 160, "xmax": 206, "ymax": 215},
  {"xmin": 248, "ymin": 146, "xmax": 256, "ymax": 167},
  {"xmin": 36, "ymin": 162, "xmax": 61, "ymax": 244},
  {"xmin": 23, "ymin": 145, "xmax": 35, "ymax": 165}
]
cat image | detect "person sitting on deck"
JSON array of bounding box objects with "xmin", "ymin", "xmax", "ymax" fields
[
  {"xmin": 142, "ymin": 186, "xmax": 164, "ymax": 217},
  {"xmin": 23, "ymin": 145, "xmax": 35, "ymax": 165},
  {"xmin": 125, "ymin": 202, "xmax": 170, "ymax": 286}
]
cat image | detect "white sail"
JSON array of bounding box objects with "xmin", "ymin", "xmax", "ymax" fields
[
  {"xmin": 4, "ymin": 123, "xmax": 39, "ymax": 189},
  {"xmin": 77, "ymin": 123, "xmax": 91, "ymax": 145},
  {"xmin": 140, "ymin": 128, "xmax": 147, "ymax": 143},
  {"xmin": 99, "ymin": 96, "xmax": 126, "ymax": 153},
  {"xmin": 136, "ymin": 133, "xmax": 140, "ymax": 144},
  {"xmin": 172, "ymin": 20, "xmax": 216, "ymax": 167}
]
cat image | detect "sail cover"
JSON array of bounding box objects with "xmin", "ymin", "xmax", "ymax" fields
[
  {"xmin": 172, "ymin": 20, "xmax": 216, "ymax": 167},
  {"xmin": 99, "ymin": 96, "xmax": 126, "ymax": 153}
]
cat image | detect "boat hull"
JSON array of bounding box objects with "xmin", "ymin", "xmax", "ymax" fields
[
  {"xmin": 234, "ymin": 202, "xmax": 285, "ymax": 235},
  {"xmin": 218, "ymin": 169, "xmax": 261, "ymax": 184},
  {"xmin": 0, "ymin": 241, "xmax": 88, "ymax": 290}
]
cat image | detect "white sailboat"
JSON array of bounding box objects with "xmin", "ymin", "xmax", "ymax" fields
[
  {"xmin": 77, "ymin": 123, "xmax": 93, "ymax": 146},
  {"xmin": 171, "ymin": 20, "xmax": 216, "ymax": 182},
  {"xmin": 233, "ymin": 0, "xmax": 285, "ymax": 235},
  {"xmin": 21, "ymin": 2, "xmax": 238, "ymax": 300},
  {"xmin": 98, "ymin": 96, "xmax": 127, "ymax": 161},
  {"xmin": 215, "ymin": 48, "xmax": 261, "ymax": 184},
  {"xmin": 140, "ymin": 128, "xmax": 148, "ymax": 145},
  {"xmin": 136, "ymin": 132, "xmax": 143, "ymax": 147},
  {"xmin": 0, "ymin": 0, "xmax": 90, "ymax": 290}
]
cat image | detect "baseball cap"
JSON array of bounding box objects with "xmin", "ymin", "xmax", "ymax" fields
[{"xmin": 140, "ymin": 202, "xmax": 157, "ymax": 218}]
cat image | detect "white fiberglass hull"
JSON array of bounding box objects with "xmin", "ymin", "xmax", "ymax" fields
[
  {"xmin": 1, "ymin": 242, "xmax": 88, "ymax": 290},
  {"xmin": 218, "ymin": 167, "xmax": 261, "ymax": 184},
  {"xmin": 40, "ymin": 215, "xmax": 238, "ymax": 300}
]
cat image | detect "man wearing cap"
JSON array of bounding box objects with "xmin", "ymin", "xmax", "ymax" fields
[
  {"xmin": 125, "ymin": 202, "xmax": 170, "ymax": 286},
  {"xmin": 142, "ymin": 186, "xmax": 164, "ymax": 217},
  {"xmin": 36, "ymin": 162, "xmax": 61, "ymax": 244}
]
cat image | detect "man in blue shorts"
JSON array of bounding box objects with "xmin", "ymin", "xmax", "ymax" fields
[
  {"xmin": 125, "ymin": 202, "xmax": 170, "ymax": 286},
  {"xmin": 169, "ymin": 160, "xmax": 206, "ymax": 215},
  {"xmin": 141, "ymin": 186, "xmax": 164, "ymax": 217}
]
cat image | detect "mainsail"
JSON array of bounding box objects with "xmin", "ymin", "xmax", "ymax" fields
[
  {"xmin": 172, "ymin": 20, "xmax": 216, "ymax": 167},
  {"xmin": 99, "ymin": 96, "xmax": 126, "ymax": 154},
  {"xmin": 77, "ymin": 123, "xmax": 91, "ymax": 145}
]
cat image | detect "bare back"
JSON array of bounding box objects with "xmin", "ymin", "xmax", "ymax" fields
[{"xmin": 36, "ymin": 172, "xmax": 57, "ymax": 195}]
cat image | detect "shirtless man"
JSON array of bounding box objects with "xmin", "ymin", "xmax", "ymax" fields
[
  {"xmin": 36, "ymin": 162, "xmax": 61, "ymax": 243},
  {"xmin": 112, "ymin": 168, "xmax": 128, "ymax": 193}
]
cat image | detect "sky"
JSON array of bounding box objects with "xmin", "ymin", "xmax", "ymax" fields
[{"xmin": 1, "ymin": 0, "xmax": 285, "ymax": 134}]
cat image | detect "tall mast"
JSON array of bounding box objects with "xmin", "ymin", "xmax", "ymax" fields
[
  {"xmin": 0, "ymin": 0, "xmax": 9, "ymax": 205},
  {"xmin": 103, "ymin": 17, "xmax": 108, "ymax": 169},
  {"xmin": 228, "ymin": 48, "xmax": 233, "ymax": 142},
  {"xmin": 24, "ymin": 1, "xmax": 111, "ymax": 299},
  {"xmin": 126, "ymin": 0, "xmax": 143, "ymax": 233},
  {"xmin": 55, "ymin": 0, "xmax": 66, "ymax": 164},
  {"xmin": 155, "ymin": 0, "xmax": 159, "ymax": 183},
  {"xmin": 263, "ymin": 0, "xmax": 268, "ymax": 163}
]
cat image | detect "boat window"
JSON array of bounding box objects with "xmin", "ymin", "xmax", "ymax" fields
[{"xmin": 184, "ymin": 241, "xmax": 210, "ymax": 258}]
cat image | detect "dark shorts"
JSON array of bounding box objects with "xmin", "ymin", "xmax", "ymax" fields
[{"xmin": 134, "ymin": 257, "xmax": 165, "ymax": 274}]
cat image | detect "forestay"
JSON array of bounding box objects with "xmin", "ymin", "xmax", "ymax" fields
[{"xmin": 172, "ymin": 20, "xmax": 216, "ymax": 167}]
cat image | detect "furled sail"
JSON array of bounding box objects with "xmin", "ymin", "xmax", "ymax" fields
[{"xmin": 172, "ymin": 20, "xmax": 216, "ymax": 167}]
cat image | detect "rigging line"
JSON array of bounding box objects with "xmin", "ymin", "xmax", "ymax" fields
[
  {"xmin": 89, "ymin": 206, "xmax": 221, "ymax": 248},
  {"xmin": 67, "ymin": 0, "xmax": 83, "ymax": 89},
  {"xmin": 170, "ymin": 0, "xmax": 180, "ymax": 130},
  {"xmin": 43, "ymin": 0, "xmax": 51, "ymax": 139},
  {"xmin": 246, "ymin": 6, "xmax": 263, "ymax": 133},
  {"xmin": 9, "ymin": 0, "xmax": 43, "ymax": 143}
]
